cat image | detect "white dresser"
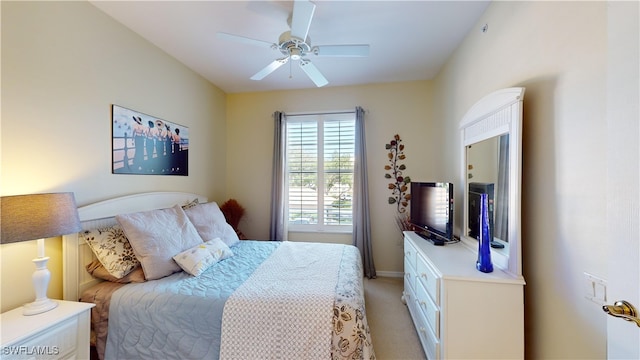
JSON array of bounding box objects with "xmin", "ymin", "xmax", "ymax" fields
[
  {"xmin": 1, "ymin": 300, "xmax": 94, "ymax": 360},
  {"xmin": 402, "ymin": 231, "xmax": 525, "ymax": 359}
]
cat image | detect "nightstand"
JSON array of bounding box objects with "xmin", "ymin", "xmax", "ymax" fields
[{"xmin": 1, "ymin": 300, "xmax": 94, "ymax": 359}]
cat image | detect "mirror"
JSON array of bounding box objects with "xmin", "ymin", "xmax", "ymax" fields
[
  {"xmin": 466, "ymin": 134, "xmax": 509, "ymax": 244},
  {"xmin": 460, "ymin": 88, "xmax": 524, "ymax": 277}
]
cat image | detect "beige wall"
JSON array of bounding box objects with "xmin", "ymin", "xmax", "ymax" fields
[
  {"xmin": 226, "ymin": 81, "xmax": 442, "ymax": 274},
  {"xmin": 434, "ymin": 1, "xmax": 608, "ymax": 358},
  {"xmin": 1, "ymin": 1, "xmax": 226, "ymax": 312}
]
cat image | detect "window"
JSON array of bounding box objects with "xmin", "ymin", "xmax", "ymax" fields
[{"xmin": 286, "ymin": 113, "xmax": 355, "ymax": 232}]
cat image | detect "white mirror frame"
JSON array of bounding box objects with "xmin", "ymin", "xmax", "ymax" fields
[{"xmin": 459, "ymin": 87, "xmax": 525, "ymax": 277}]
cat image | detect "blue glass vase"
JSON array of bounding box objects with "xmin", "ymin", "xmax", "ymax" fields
[{"xmin": 476, "ymin": 193, "xmax": 494, "ymax": 273}]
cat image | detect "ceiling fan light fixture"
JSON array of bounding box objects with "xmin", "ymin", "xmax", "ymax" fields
[{"xmin": 290, "ymin": 48, "xmax": 302, "ymax": 60}]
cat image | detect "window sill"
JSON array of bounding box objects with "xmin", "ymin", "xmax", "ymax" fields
[{"xmin": 287, "ymin": 229, "xmax": 353, "ymax": 235}]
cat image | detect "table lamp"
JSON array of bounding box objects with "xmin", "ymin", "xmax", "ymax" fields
[{"xmin": 1, "ymin": 193, "xmax": 81, "ymax": 315}]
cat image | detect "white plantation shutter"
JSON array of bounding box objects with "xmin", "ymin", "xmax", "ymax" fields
[
  {"xmin": 287, "ymin": 120, "xmax": 318, "ymax": 224},
  {"xmin": 286, "ymin": 113, "xmax": 355, "ymax": 231},
  {"xmin": 323, "ymin": 118, "xmax": 355, "ymax": 225}
]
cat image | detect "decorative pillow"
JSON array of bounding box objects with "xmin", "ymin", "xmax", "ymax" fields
[
  {"xmin": 183, "ymin": 202, "xmax": 240, "ymax": 247},
  {"xmin": 172, "ymin": 238, "xmax": 234, "ymax": 276},
  {"xmin": 81, "ymin": 226, "xmax": 140, "ymax": 279},
  {"xmin": 86, "ymin": 259, "xmax": 146, "ymax": 283},
  {"xmin": 203, "ymin": 237, "xmax": 234, "ymax": 261},
  {"xmin": 116, "ymin": 204, "xmax": 204, "ymax": 280},
  {"xmin": 181, "ymin": 198, "xmax": 200, "ymax": 210}
]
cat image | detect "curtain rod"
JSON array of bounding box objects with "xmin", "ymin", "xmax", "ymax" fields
[{"xmin": 285, "ymin": 109, "xmax": 357, "ymax": 116}]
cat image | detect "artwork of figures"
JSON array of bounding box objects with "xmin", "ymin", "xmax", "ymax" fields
[{"xmin": 112, "ymin": 105, "xmax": 189, "ymax": 176}]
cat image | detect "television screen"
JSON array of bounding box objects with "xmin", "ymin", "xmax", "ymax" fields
[{"xmin": 410, "ymin": 182, "xmax": 454, "ymax": 242}]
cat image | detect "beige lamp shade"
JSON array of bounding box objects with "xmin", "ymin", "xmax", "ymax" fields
[{"xmin": 0, "ymin": 193, "xmax": 82, "ymax": 244}]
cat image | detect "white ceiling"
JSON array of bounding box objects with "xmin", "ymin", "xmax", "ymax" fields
[{"xmin": 90, "ymin": 1, "xmax": 490, "ymax": 93}]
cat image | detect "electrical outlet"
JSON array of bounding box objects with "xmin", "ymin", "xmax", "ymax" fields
[{"xmin": 584, "ymin": 272, "xmax": 607, "ymax": 305}]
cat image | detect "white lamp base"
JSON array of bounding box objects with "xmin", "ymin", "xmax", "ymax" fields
[
  {"xmin": 23, "ymin": 298, "xmax": 58, "ymax": 316},
  {"xmin": 23, "ymin": 257, "xmax": 58, "ymax": 316}
]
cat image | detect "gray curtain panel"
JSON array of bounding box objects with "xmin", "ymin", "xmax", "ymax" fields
[
  {"xmin": 353, "ymin": 106, "xmax": 376, "ymax": 278},
  {"xmin": 270, "ymin": 111, "xmax": 287, "ymax": 241}
]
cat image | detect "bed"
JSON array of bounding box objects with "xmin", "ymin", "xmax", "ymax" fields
[{"xmin": 62, "ymin": 192, "xmax": 375, "ymax": 360}]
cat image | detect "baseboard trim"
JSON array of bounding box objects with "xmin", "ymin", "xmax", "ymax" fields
[{"xmin": 374, "ymin": 271, "xmax": 403, "ymax": 278}]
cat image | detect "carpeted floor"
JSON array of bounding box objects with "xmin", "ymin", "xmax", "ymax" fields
[{"xmin": 364, "ymin": 277, "xmax": 426, "ymax": 360}]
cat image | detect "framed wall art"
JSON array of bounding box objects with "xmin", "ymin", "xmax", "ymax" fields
[{"xmin": 112, "ymin": 105, "xmax": 189, "ymax": 176}]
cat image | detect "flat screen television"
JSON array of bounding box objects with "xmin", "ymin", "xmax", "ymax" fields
[{"xmin": 409, "ymin": 182, "xmax": 454, "ymax": 243}]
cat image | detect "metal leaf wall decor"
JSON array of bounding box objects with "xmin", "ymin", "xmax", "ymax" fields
[{"xmin": 384, "ymin": 134, "xmax": 411, "ymax": 213}]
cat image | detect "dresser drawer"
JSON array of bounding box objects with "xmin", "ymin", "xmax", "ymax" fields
[
  {"xmin": 415, "ymin": 279, "xmax": 440, "ymax": 338},
  {"xmin": 416, "ymin": 253, "xmax": 440, "ymax": 305},
  {"xmin": 404, "ymin": 253, "xmax": 416, "ymax": 293},
  {"xmin": 411, "ymin": 298, "xmax": 440, "ymax": 360},
  {"xmin": 404, "ymin": 237, "xmax": 417, "ymax": 264}
]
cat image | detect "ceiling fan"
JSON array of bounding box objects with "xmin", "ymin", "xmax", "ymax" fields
[{"xmin": 217, "ymin": 0, "xmax": 370, "ymax": 87}]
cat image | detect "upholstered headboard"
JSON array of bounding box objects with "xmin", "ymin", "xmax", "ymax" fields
[{"xmin": 62, "ymin": 192, "xmax": 208, "ymax": 301}]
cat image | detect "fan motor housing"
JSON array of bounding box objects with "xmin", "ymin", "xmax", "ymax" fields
[{"xmin": 278, "ymin": 31, "xmax": 311, "ymax": 59}]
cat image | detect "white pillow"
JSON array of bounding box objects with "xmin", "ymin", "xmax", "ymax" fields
[
  {"xmin": 116, "ymin": 204, "xmax": 204, "ymax": 280},
  {"xmin": 81, "ymin": 225, "xmax": 140, "ymax": 279},
  {"xmin": 173, "ymin": 238, "xmax": 234, "ymax": 276},
  {"xmin": 183, "ymin": 202, "xmax": 240, "ymax": 247}
]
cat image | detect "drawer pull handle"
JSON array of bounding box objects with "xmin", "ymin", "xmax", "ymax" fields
[
  {"xmin": 421, "ymin": 273, "xmax": 428, "ymax": 279},
  {"xmin": 419, "ymin": 326, "xmax": 427, "ymax": 334},
  {"xmin": 419, "ymin": 300, "xmax": 427, "ymax": 307}
]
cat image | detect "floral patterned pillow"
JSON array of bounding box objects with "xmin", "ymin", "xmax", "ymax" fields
[
  {"xmin": 81, "ymin": 225, "xmax": 140, "ymax": 279},
  {"xmin": 181, "ymin": 198, "xmax": 200, "ymax": 210}
]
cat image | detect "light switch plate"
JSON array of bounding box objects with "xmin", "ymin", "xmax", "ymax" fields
[{"xmin": 584, "ymin": 272, "xmax": 607, "ymax": 305}]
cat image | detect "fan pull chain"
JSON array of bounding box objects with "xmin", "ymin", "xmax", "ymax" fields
[{"xmin": 289, "ymin": 56, "xmax": 293, "ymax": 79}]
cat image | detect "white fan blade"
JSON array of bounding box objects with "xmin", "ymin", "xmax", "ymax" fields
[
  {"xmin": 251, "ymin": 58, "xmax": 289, "ymax": 80},
  {"xmin": 290, "ymin": 0, "xmax": 316, "ymax": 41},
  {"xmin": 299, "ymin": 59, "xmax": 328, "ymax": 87},
  {"xmin": 217, "ymin": 32, "xmax": 274, "ymax": 49},
  {"xmin": 314, "ymin": 44, "xmax": 370, "ymax": 57}
]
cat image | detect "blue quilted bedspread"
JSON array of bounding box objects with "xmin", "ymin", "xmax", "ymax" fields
[
  {"xmin": 104, "ymin": 240, "xmax": 280, "ymax": 360},
  {"xmin": 104, "ymin": 240, "xmax": 375, "ymax": 360}
]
